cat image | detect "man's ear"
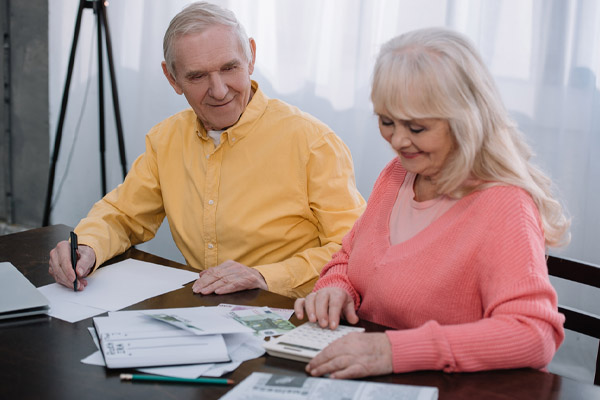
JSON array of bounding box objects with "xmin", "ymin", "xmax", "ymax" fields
[
  {"xmin": 161, "ymin": 61, "xmax": 183, "ymax": 95},
  {"xmin": 248, "ymin": 38, "xmax": 256, "ymax": 75}
]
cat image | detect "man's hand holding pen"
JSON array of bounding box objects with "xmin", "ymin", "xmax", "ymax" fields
[{"xmin": 49, "ymin": 237, "xmax": 96, "ymax": 291}]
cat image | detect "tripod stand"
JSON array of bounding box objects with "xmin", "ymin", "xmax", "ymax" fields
[{"xmin": 43, "ymin": 0, "xmax": 127, "ymax": 226}]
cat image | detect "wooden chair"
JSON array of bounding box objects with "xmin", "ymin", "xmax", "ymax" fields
[{"xmin": 547, "ymin": 255, "xmax": 600, "ymax": 385}]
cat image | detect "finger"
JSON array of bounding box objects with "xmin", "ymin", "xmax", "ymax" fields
[
  {"xmin": 309, "ymin": 351, "xmax": 354, "ymax": 377},
  {"xmin": 76, "ymin": 246, "xmax": 96, "ymax": 277},
  {"xmin": 49, "ymin": 242, "xmax": 77, "ymax": 287},
  {"xmin": 308, "ymin": 337, "xmax": 341, "ymax": 371},
  {"xmin": 50, "ymin": 261, "xmax": 70, "ymax": 287},
  {"xmin": 191, "ymin": 271, "xmax": 204, "ymax": 293},
  {"xmin": 192, "ymin": 265, "xmax": 237, "ymax": 294},
  {"xmin": 303, "ymin": 293, "xmax": 318, "ymax": 323},
  {"xmin": 342, "ymin": 299, "xmax": 359, "ymax": 324},
  {"xmin": 192, "ymin": 272, "xmax": 221, "ymax": 293},
  {"xmin": 294, "ymin": 298, "xmax": 306, "ymax": 320},
  {"xmin": 48, "ymin": 247, "xmax": 62, "ymax": 280},
  {"xmin": 327, "ymin": 294, "xmax": 347, "ymax": 330},
  {"xmin": 314, "ymin": 291, "xmax": 331, "ymax": 328},
  {"xmin": 212, "ymin": 274, "xmax": 249, "ymax": 294},
  {"xmin": 192, "ymin": 278, "xmax": 213, "ymax": 294},
  {"xmin": 195, "ymin": 278, "xmax": 223, "ymax": 295},
  {"xmin": 329, "ymin": 363, "xmax": 368, "ymax": 380}
]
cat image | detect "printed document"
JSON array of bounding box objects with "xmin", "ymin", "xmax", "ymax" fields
[{"xmin": 219, "ymin": 373, "xmax": 438, "ymax": 400}]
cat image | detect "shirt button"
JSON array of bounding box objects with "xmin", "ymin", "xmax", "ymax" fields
[
  {"xmin": 208, "ymin": 243, "xmax": 214, "ymax": 249},
  {"xmin": 206, "ymin": 155, "xmax": 210, "ymax": 159},
  {"xmin": 231, "ymin": 137, "xmax": 236, "ymax": 142},
  {"xmin": 208, "ymin": 200, "xmax": 214, "ymax": 205}
]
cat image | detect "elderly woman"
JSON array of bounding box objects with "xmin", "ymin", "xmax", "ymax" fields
[{"xmin": 294, "ymin": 27, "xmax": 570, "ymax": 379}]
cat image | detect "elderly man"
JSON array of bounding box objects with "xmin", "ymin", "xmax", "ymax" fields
[{"xmin": 48, "ymin": 2, "xmax": 365, "ymax": 298}]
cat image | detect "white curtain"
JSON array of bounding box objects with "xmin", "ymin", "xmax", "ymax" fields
[{"xmin": 48, "ymin": 0, "xmax": 600, "ymax": 382}]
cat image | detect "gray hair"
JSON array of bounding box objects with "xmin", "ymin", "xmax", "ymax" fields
[
  {"xmin": 371, "ymin": 27, "xmax": 570, "ymax": 247},
  {"xmin": 163, "ymin": 1, "xmax": 252, "ymax": 77}
]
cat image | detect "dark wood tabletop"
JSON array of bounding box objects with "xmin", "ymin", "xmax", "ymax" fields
[{"xmin": 1, "ymin": 225, "xmax": 598, "ymax": 399}]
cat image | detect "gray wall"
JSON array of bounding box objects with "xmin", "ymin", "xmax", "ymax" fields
[{"xmin": 0, "ymin": 0, "xmax": 48, "ymax": 228}]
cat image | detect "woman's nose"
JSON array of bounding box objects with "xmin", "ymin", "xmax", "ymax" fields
[{"xmin": 390, "ymin": 127, "xmax": 410, "ymax": 150}]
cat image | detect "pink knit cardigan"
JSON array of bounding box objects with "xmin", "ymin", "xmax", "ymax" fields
[{"xmin": 314, "ymin": 158, "xmax": 565, "ymax": 373}]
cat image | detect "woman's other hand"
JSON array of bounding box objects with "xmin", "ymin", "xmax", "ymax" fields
[{"xmin": 306, "ymin": 332, "xmax": 393, "ymax": 379}]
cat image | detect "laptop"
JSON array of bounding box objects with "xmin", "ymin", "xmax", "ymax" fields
[{"xmin": 0, "ymin": 262, "xmax": 49, "ymax": 320}]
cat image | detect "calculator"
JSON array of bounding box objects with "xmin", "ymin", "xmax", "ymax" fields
[{"xmin": 263, "ymin": 322, "xmax": 365, "ymax": 362}]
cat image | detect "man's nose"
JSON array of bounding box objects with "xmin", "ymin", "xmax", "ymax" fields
[{"xmin": 208, "ymin": 73, "xmax": 228, "ymax": 100}]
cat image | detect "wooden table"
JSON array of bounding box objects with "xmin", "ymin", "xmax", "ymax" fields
[{"xmin": 1, "ymin": 225, "xmax": 598, "ymax": 399}]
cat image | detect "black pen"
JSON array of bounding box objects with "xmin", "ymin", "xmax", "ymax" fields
[{"xmin": 70, "ymin": 231, "xmax": 78, "ymax": 292}]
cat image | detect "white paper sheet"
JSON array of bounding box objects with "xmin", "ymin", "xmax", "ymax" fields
[
  {"xmin": 81, "ymin": 350, "xmax": 104, "ymax": 366},
  {"xmin": 108, "ymin": 307, "xmax": 254, "ymax": 336},
  {"xmin": 46, "ymin": 300, "xmax": 106, "ymax": 323},
  {"xmin": 201, "ymin": 332, "xmax": 266, "ymax": 377},
  {"xmin": 38, "ymin": 259, "xmax": 198, "ymax": 322}
]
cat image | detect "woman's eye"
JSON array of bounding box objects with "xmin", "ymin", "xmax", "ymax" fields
[
  {"xmin": 379, "ymin": 117, "xmax": 394, "ymax": 126},
  {"xmin": 409, "ymin": 126, "xmax": 424, "ymax": 133}
]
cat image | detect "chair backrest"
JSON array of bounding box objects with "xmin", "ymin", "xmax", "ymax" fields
[{"xmin": 547, "ymin": 255, "xmax": 600, "ymax": 386}]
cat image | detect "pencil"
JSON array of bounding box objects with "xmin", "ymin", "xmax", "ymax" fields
[{"xmin": 120, "ymin": 373, "xmax": 234, "ymax": 385}]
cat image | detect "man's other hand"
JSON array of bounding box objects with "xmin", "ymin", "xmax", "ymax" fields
[{"xmin": 192, "ymin": 260, "xmax": 268, "ymax": 295}]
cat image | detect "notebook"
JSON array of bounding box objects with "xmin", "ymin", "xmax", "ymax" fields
[{"xmin": 0, "ymin": 262, "xmax": 50, "ymax": 320}]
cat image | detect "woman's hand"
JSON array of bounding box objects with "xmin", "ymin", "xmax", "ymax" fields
[
  {"xmin": 294, "ymin": 287, "xmax": 359, "ymax": 330},
  {"xmin": 306, "ymin": 332, "xmax": 393, "ymax": 379}
]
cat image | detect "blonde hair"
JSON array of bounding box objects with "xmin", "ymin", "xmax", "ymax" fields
[
  {"xmin": 371, "ymin": 27, "xmax": 570, "ymax": 247},
  {"xmin": 163, "ymin": 1, "xmax": 252, "ymax": 77}
]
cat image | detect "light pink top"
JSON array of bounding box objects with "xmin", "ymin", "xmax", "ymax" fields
[{"xmin": 389, "ymin": 172, "xmax": 457, "ymax": 245}]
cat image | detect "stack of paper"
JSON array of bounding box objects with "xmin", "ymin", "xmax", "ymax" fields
[{"xmin": 93, "ymin": 307, "xmax": 253, "ymax": 368}]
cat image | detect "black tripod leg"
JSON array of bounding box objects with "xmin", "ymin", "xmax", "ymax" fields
[
  {"xmin": 43, "ymin": 0, "xmax": 86, "ymax": 226},
  {"xmin": 94, "ymin": 1, "xmax": 107, "ymax": 195},
  {"xmin": 99, "ymin": 3, "xmax": 128, "ymax": 180}
]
